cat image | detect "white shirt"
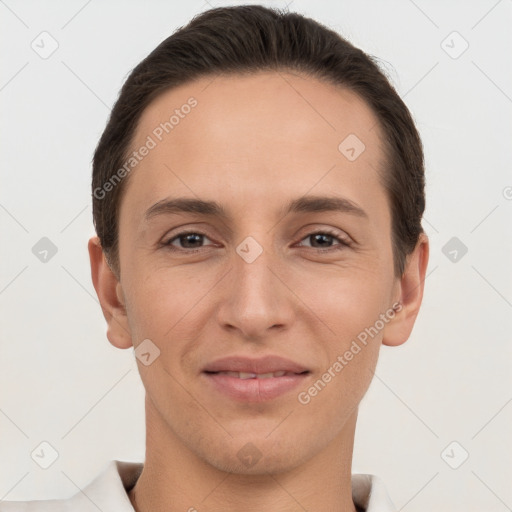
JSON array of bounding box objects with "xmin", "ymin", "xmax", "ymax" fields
[{"xmin": 0, "ymin": 460, "xmax": 397, "ymax": 511}]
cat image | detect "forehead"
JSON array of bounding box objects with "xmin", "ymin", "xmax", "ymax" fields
[
  {"xmin": 121, "ymin": 71, "xmax": 388, "ymax": 225},
  {"xmin": 136, "ymin": 70, "xmax": 382, "ymax": 152}
]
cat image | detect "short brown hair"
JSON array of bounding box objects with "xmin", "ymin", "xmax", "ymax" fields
[{"xmin": 92, "ymin": 5, "xmax": 425, "ymax": 278}]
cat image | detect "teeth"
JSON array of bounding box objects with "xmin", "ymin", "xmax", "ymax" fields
[
  {"xmin": 216, "ymin": 370, "xmax": 289, "ymax": 379},
  {"xmin": 239, "ymin": 372, "xmax": 257, "ymax": 379},
  {"xmin": 223, "ymin": 371, "xmax": 242, "ymax": 378}
]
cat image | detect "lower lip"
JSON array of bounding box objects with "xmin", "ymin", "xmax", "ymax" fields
[{"xmin": 202, "ymin": 372, "xmax": 309, "ymax": 402}]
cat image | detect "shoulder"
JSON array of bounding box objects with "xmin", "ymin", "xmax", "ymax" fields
[
  {"xmin": 0, "ymin": 498, "xmax": 72, "ymax": 512},
  {"xmin": 0, "ymin": 460, "xmax": 143, "ymax": 512},
  {"xmin": 0, "ymin": 492, "xmax": 102, "ymax": 512},
  {"xmin": 352, "ymin": 473, "xmax": 397, "ymax": 512}
]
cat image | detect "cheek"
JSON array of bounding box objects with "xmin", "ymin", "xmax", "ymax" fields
[
  {"xmin": 294, "ymin": 336, "xmax": 380, "ymax": 443},
  {"xmin": 290, "ymin": 267, "xmax": 387, "ymax": 397},
  {"xmin": 291, "ymin": 263, "xmax": 388, "ymax": 335},
  {"xmin": 122, "ymin": 263, "xmax": 216, "ymax": 348}
]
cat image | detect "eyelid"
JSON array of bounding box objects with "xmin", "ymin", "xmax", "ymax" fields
[{"xmin": 294, "ymin": 227, "xmax": 353, "ymax": 249}]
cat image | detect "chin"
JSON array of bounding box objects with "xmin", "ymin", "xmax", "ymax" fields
[{"xmin": 196, "ymin": 434, "xmax": 311, "ymax": 476}]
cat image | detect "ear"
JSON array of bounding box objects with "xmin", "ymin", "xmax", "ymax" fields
[
  {"xmin": 88, "ymin": 236, "xmax": 133, "ymax": 349},
  {"xmin": 382, "ymin": 232, "xmax": 429, "ymax": 347}
]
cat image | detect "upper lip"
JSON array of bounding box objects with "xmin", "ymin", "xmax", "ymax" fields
[{"xmin": 202, "ymin": 355, "xmax": 310, "ymax": 374}]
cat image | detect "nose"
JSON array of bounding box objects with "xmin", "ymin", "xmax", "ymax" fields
[{"xmin": 215, "ymin": 243, "xmax": 295, "ymax": 340}]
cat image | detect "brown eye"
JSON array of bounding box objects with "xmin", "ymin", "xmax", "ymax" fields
[
  {"xmin": 297, "ymin": 230, "xmax": 351, "ymax": 251},
  {"xmin": 164, "ymin": 231, "xmax": 214, "ymax": 251}
]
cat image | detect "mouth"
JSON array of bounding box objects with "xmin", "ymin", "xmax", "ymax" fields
[
  {"xmin": 204, "ymin": 370, "xmax": 308, "ymax": 379},
  {"xmin": 201, "ymin": 354, "xmax": 311, "ymax": 402},
  {"xmin": 202, "ymin": 354, "xmax": 310, "ymax": 375}
]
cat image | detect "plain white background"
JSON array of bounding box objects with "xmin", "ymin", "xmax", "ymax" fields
[{"xmin": 1, "ymin": 0, "xmax": 511, "ymax": 510}]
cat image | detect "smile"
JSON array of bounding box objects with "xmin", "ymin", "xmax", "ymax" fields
[
  {"xmin": 202, "ymin": 370, "xmax": 310, "ymax": 402},
  {"xmin": 210, "ymin": 370, "xmax": 297, "ymax": 379}
]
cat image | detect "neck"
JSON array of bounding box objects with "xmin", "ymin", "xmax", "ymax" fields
[{"xmin": 129, "ymin": 396, "xmax": 359, "ymax": 512}]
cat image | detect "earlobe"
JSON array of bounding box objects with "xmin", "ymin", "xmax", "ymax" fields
[
  {"xmin": 88, "ymin": 236, "xmax": 133, "ymax": 350},
  {"xmin": 382, "ymin": 232, "xmax": 430, "ymax": 347}
]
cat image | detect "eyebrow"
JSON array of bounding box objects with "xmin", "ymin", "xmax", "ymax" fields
[{"xmin": 144, "ymin": 194, "xmax": 368, "ymax": 222}]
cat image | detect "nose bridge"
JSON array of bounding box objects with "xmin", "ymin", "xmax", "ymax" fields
[
  {"xmin": 218, "ymin": 234, "xmax": 293, "ymax": 336},
  {"xmin": 236, "ymin": 240, "xmax": 276, "ymax": 298}
]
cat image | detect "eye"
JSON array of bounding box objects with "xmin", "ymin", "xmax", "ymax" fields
[
  {"xmin": 296, "ymin": 229, "xmax": 351, "ymax": 252},
  {"xmin": 162, "ymin": 228, "xmax": 352, "ymax": 254},
  {"xmin": 163, "ymin": 231, "xmax": 214, "ymax": 252}
]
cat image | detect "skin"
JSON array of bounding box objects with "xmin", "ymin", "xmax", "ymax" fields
[{"xmin": 89, "ymin": 71, "xmax": 429, "ymax": 512}]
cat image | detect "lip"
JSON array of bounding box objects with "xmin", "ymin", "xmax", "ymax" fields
[
  {"xmin": 202, "ymin": 355, "xmax": 310, "ymax": 403},
  {"xmin": 202, "ymin": 355, "xmax": 309, "ymax": 374}
]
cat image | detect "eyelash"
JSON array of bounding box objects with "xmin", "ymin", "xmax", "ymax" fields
[{"xmin": 161, "ymin": 229, "xmax": 352, "ymax": 254}]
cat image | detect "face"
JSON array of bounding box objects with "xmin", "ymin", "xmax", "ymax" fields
[{"xmin": 112, "ymin": 71, "xmax": 403, "ymax": 474}]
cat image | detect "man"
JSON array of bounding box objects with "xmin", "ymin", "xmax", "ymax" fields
[{"xmin": 1, "ymin": 5, "xmax": 428, "ymax": 511}]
